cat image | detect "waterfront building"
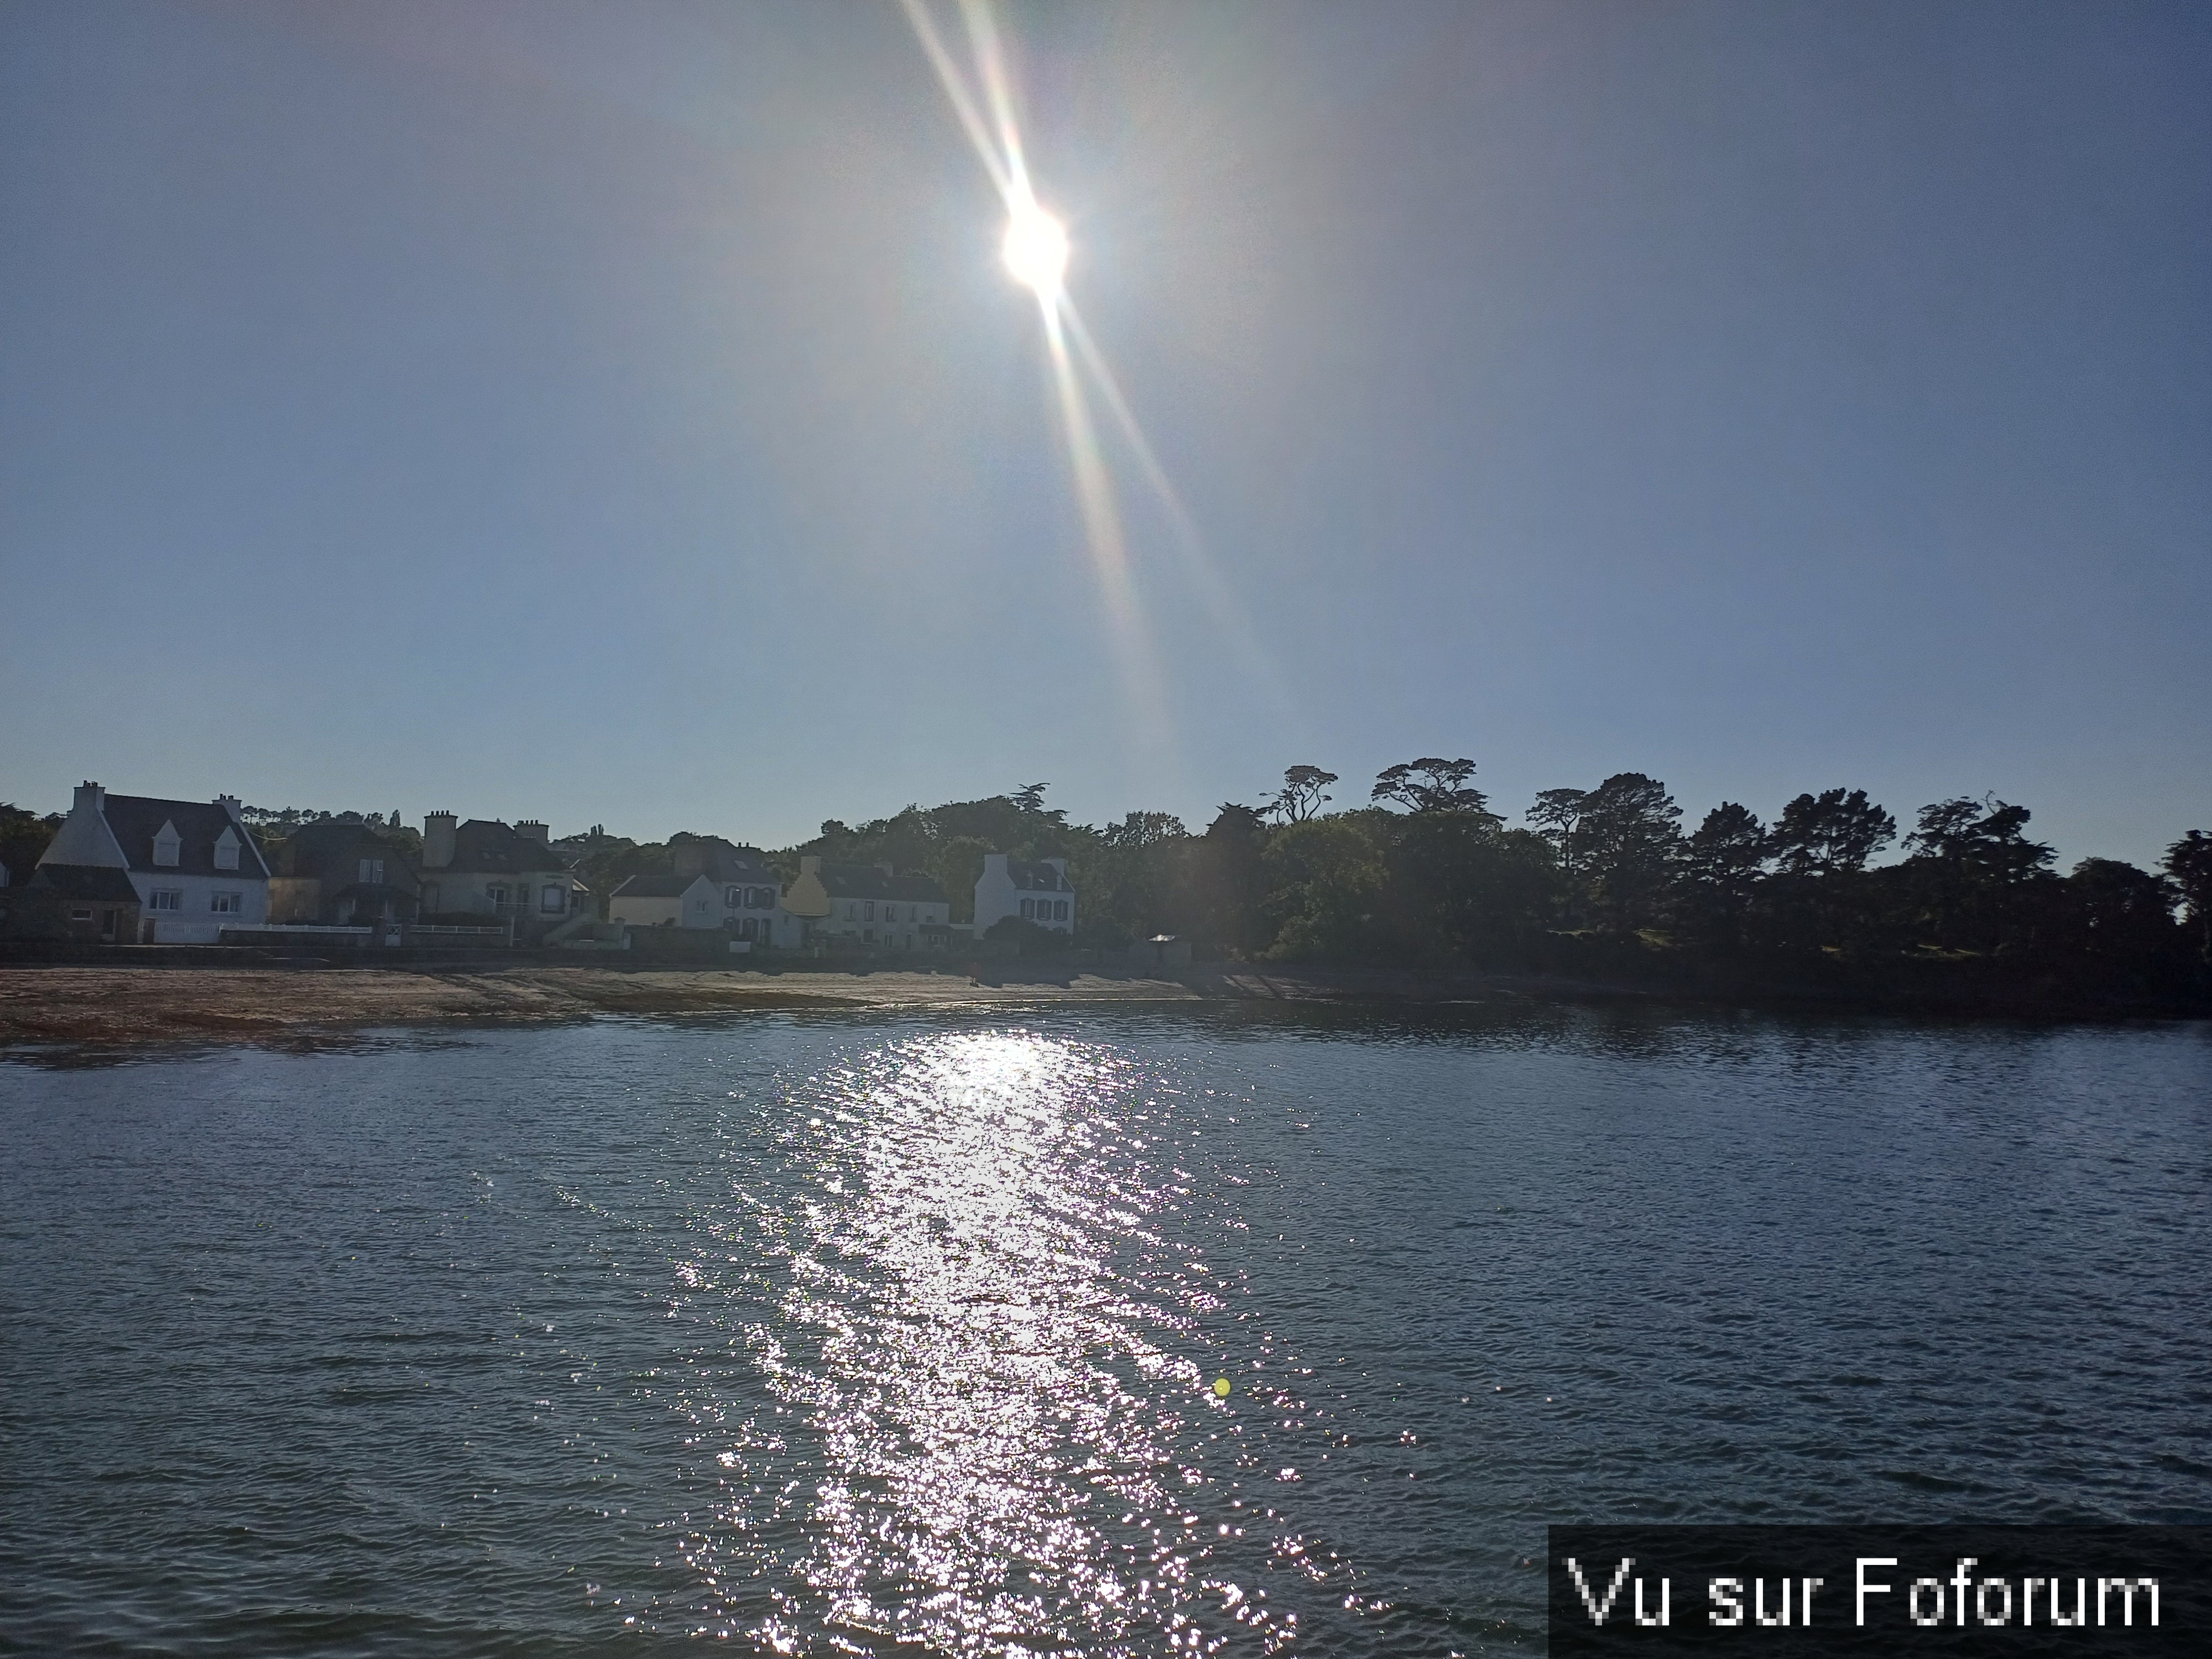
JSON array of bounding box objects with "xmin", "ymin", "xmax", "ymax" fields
[
  {"xmin": 266, "ymin": 818, "xmax": 421, "ymax": 927},
  {"xmin": 972, "ymin": 852, "xmax": 1076, "ymax": 937},
  {"xmin": 22, "ymin": 781, "xmax": 272, "ymax": 943},
  {"xmin": 671, "ymin": 834, "xmax": 785, "ymax": 944},
  {"xmin": 608, "ymin": 872, "xmax": 722, "ymax": 929},
  {"xmin": 779, "ymin": 857, "xmax": 951, "ymax": 951},
  {"xmin": 416, "ymin": 812, "xmax": 587, "ymax": 941}
]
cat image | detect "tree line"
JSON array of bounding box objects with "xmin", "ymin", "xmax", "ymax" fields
[{"xmin": 734, "ymin": 762, "xmax": 2211, "ymax": 1008}]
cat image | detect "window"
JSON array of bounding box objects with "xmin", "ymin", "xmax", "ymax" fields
[
  {"xmin": 152, "ymin": 825, "xmax": 180, "ymax": 867},
  {"xmin": 885, "ymin": 904, "xmax": 899, "ymax": 922},
  {"xmin": 359, "ymin": 858, "xmax": 386, "ymax": 885},
  {"xmin": 1055, "ymin": 901, "xmax": 1069, "ymax": 922},
  {"xmin": 1020, "ymin": 898, "xmax": 1034, "ymax": 919},
  {"xmin": 210, "ymin": 892, "xmax": 242, "ymax": 914},
  {"xmin": 487, "ymin": 885, "xmax": 510, "ymax": 909},
  {"xmin": 542, "ymin": 886, "xmax": 567, "ymax": 914},
  {"xmin": 748, "ymin": 886, "xmax": 773, "ymax": 909},
  {"xmin": 213, "ymin": 832, "xmax": 241, "ymax": 872},
  {"xmin": 70, "ymin": 907, "xmax": 93, "ymax": 923},
  {"xmin": 864, "ymin": 901, "xmax": 875, "ymax": 922},
  {"xmin": 726, "ymin": 886, "xmax": 743, "ymax": 909},
  {"xmin": 149, "ymin": 889, "xmax": 181, "ymax": 911}
]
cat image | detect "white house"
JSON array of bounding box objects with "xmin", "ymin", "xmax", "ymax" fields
[
  {"xmin": 36, "ymin": 781, "xmax": 272, "ymax": 943},
  {"xmin": 608, "ymin": 873, "xmax": 722, "ymax": 928},
  {"xmin": 671, "ymin": 836, "xmax": 786, "ymax": 944},
  {"xmin": 972, "ymin": 852, "xmax": 1075, "ymax": 938}
]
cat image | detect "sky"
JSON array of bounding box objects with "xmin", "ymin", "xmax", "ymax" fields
[{"xmin": 2, "ymin": 0, "xmax": 2206, "ymax": 869}]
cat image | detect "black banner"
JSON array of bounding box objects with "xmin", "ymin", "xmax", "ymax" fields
[{"xmin": 1547, "ymin": 1527, "xmax": 2208, "ymax": 1657}]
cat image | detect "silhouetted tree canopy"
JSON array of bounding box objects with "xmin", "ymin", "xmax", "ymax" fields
[
  {"xmin": 1371, "ymin": 758, "xmax": 1493, "ymax": 817},
  {"xmin": 1266, "ymin": 766, "xmax": 1337, "ymax": 825}
]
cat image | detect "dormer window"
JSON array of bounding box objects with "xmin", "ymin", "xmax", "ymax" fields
[
  {"xmin": 152, "ymin": 821, "xmax": 181, "ymax": 867},
  {"xmin": 214, "ymin": 828, "xmax": 242, "ymax": 872}
]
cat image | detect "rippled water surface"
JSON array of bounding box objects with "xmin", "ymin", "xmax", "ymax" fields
[{"xmin": 4, "ymin": 1005, "xmax": 2209, "ymax": 1655}]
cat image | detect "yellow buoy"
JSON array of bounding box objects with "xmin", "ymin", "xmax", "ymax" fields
[{"xmin": 1213, "ymin": 1376, "xmax": 1233, "ymax": 1397}]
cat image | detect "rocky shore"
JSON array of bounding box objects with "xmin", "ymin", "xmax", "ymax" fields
[{"xmin": 2, "ymin": 953, "xmax": 2195, "ymax": 1056}]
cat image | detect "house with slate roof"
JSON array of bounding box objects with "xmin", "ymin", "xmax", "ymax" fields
[
  {"xmin": 24, "ymin": 781, "xmax": 271, "ymax": 943},
  {"xmin": 973, "ymin": 852, "xmax": 1076, "ymax": 938},
  {"xmin": 608, "ymin": 872, "xmax": 723, "ymax": 930},
  {"xmin": 671, "ymin": 835, "xmax": 785, "ymax": 944},
  {"xmin": 780, "ymin": 857, "xmax": 951, "ymax": 951},
  {"xmin": 267, "ymin": 819, "xmax": 421, "ymax": 927},
  {"xmin": 416, "ymin": 812, "xmax": 586, "ymax": 941}
]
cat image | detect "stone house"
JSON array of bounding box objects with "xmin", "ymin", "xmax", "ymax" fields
[
  {"xmin": 0, "ymin": 864, "xmax": 143, "ymax": 943},
  {"xmin": 416, "ymin": 813, "xmax": 585, "ymax": 940}
]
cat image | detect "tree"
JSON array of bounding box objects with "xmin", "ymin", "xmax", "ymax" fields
[
  {"xmin": 1678, "ymin": 802, "xmax": 1767, "ymax": 951},
  {"xmin": 1265, "ymin": 765, "xmax": 1338, "ymax": 824},
  {"xmin": 0, "ymin": 802, "xmax": 60, "ymax": 884},
  {"xmin": 1768, "ymin": 789, "xmax": 1896, "ymax": 877},
  {"xmin": 1577, "ymin": 773, "xmax": 1683, "ymax": 935},
  {"xmin": 1077, "ymin": 812, "xmax": 1192, "ymax": 945},
  {"xmin": 1380, "ymin": 809, "xmax": 1558, "ymax": 963},
  {"xmin": 1261, "ymin": 817, "xmax": 1388, "ymax": 959},
  {"xmin": 2162, "ymin": 831, "xmax": 2212, "ymax": 961},
  {"xmin": 1525, "ymin": 789, "xmax": 1591, "ymax": 879},
  {"xmin": 1187, "ymin": 804, "xmax": 1270, "ymax": 955},
  {"xmin": 1899, "ymin": 796, "xmax": 2057, "ymax": 952},
  {"xmin": 1371, "ymin": 758, "xmax": 1493, "ymax": 817},
  {"xmin": 1904, "ymin": 797, "xmax": 2053, "ymax": 883}
]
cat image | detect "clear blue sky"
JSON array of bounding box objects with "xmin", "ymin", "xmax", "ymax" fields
[{"xmin": 3, "ymin": 0, "xmax": 2206, "ymax": 868}]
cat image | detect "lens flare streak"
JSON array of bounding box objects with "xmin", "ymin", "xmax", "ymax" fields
[{"xmin": 895, "ymin": 0, "xmax": 1290, "ymax": 745}]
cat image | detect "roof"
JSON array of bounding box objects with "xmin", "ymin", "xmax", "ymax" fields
[
  {"xmin": 671, "ymin": 836, "xmax": 774, "ymax": 883},
  {"xmin": 611, "ymin": 873, "xmax": 709, "ymax": 899},
  {"xmin": 274, "ymin": 820, "xmax": 419, "ymax": 886},
  {"xmin": 26, "ymin": 864, "xmax": 143, "ymax": 903},
  {"xmin": 96, "ymin": 794, "xmax": 272, "ymax": 880},
  {"xmin": 1004, "ymin": 858, "xmax": 1072, "ymax": 893},
  {"xmin": 436, "ymin": 820, "xmax": 572, "ymax": 875},
  {"xmin": 817, "ymin": 863, "xmax": 947, "ymax": 904}
]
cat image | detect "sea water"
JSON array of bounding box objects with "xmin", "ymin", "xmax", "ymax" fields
[{"xmin": 3, "ymin": 1004, "xmax": 2207, "ymax": 1655}]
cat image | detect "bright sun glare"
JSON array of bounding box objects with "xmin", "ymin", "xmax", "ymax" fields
[{"xmin": 1002, "ymin": 201, "xmax": 1069, "ymax": 297}]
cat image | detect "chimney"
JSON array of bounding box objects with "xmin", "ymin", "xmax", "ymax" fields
[
  {"xmin": 800, "ymin": 855, "xmax": 821, "ymax": 877},
  {"xmin": 1045, "ymin": 857, "xmax": 1068, "ymax": 881},
  {"xmin": 423, "ymin": 812, "xmax": 457, "ymax": 869},
  {"xmin": 983, "ymin": 852, "xmax": 1008, "ymax": 878},
  {"xmin": 216, "ymin": 793, "xmax": 243, "ymax": 823},
  {"xmin": 517, "ymin": 820, "xmax": 550, "ymax": 845},
  {"xmin": 74, "ymin": 780, "xmax": 106, "ymax": 817}
]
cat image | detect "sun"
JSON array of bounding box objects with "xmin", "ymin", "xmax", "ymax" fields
[{"xmin": 1001, "ymin": 201, "xmax": 1068, "ymax": 298}]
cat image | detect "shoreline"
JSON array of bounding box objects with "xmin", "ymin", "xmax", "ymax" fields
[{"xmin": 1, "ymin": 959, "xmax": 2200, "ymax": 1055}]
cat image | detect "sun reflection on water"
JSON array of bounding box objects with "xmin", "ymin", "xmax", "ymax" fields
[{"xmin": 655, "ymin": 1028, "xmax": 1324, "ymax": 1653}]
